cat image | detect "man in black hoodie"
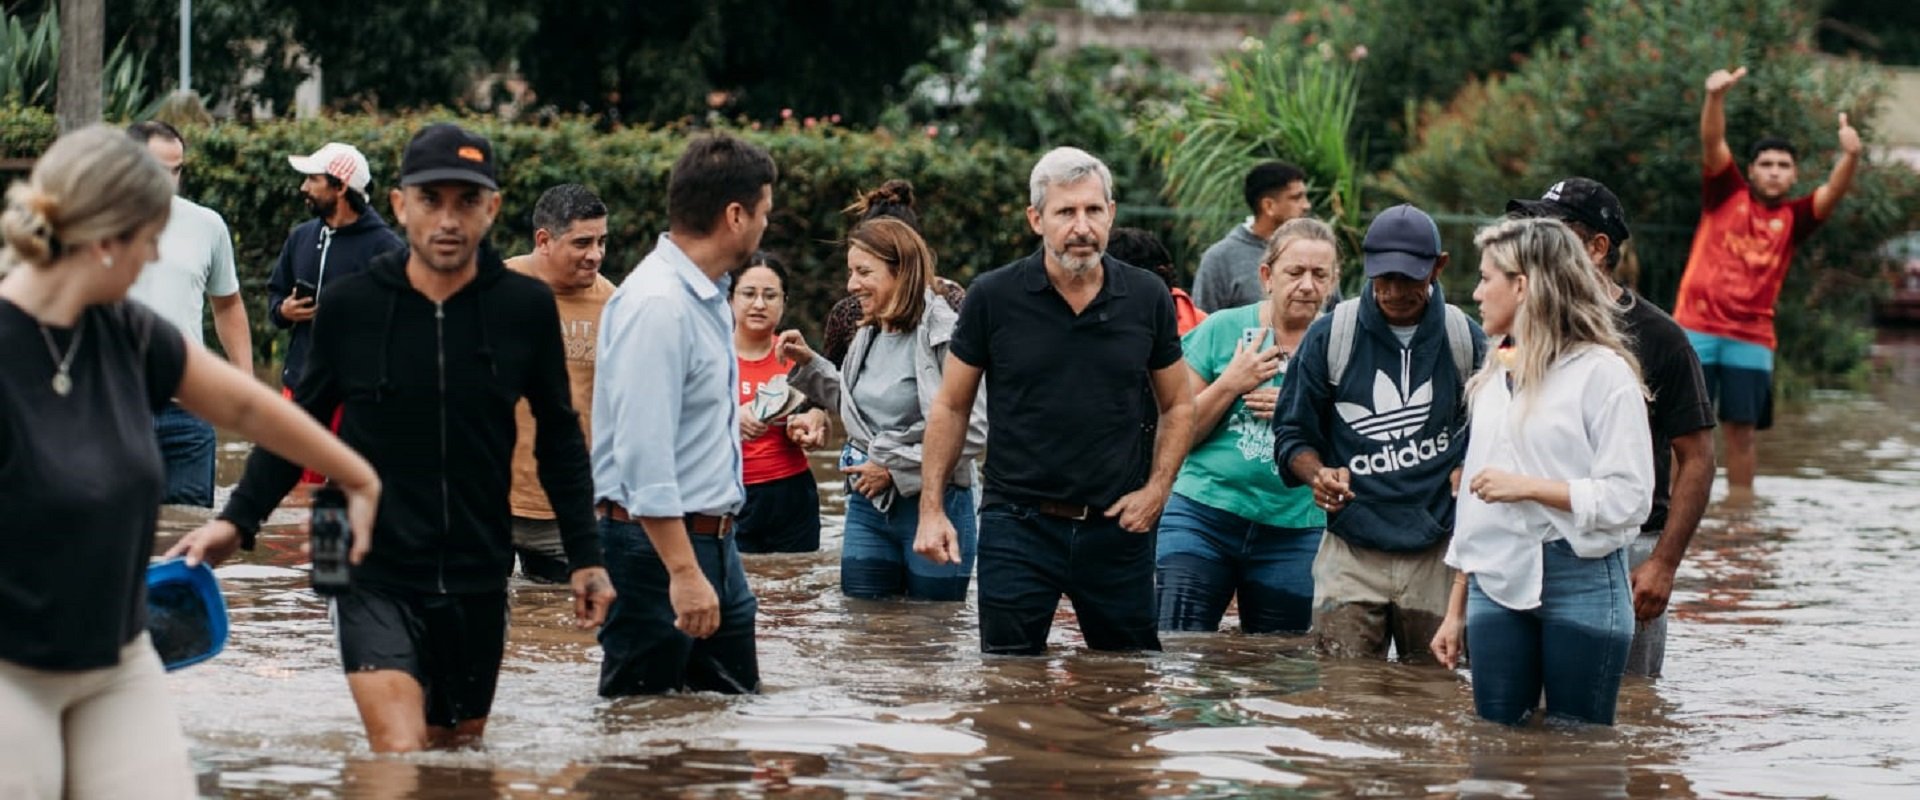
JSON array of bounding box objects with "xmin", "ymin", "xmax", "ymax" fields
[
  {"xmin": 175, "ymin": 124, "xmax": 616, "ymax": 752},
  {"xmin": 267, "ymin": 142, "xmax": 406, "ymax": 392}
]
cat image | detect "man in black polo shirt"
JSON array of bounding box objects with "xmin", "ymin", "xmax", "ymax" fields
[
  {"xmin": 914, "ymin": 146, "xmax": 1195, "ymax": 655},
  {"xmin": 1507, "ymin": 177, "xmax": 1716, "ymax": 677}
]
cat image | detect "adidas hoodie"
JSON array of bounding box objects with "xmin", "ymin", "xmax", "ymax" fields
[{"xmin": 1273, "ymin": 283, "xmax": 1488, "ymax": 552}]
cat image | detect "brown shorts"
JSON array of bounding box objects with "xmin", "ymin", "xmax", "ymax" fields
[{"xmin": 1310, "ymin": 534, "xmax": 1453, "ymax": 664}]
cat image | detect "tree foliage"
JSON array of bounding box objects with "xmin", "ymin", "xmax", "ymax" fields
[{"xmin": 1387, "ymin": 0, "xmax": 1920, "ymax": 381}]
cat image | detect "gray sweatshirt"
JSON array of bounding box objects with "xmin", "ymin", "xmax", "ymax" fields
[{"xmin": 1192, "ymin": 222, "xmax": 1268, "ymax": 313}]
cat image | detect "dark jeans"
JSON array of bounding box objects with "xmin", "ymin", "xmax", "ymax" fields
[
  {"xmin": 1154, "ymin": 493, "xmax": 1321, "ymax": 634},
  {"xmin": 597, "ymin": 517, "xmax": 760, "ymax": 696},
  {"xmin": 1466, "ymin": 540, "xmax": 1634, "ymax": 726},
  {"xmin": 976, "ymin": 501, "xmax": 1160, "ymax": 655},
  {"xmin": 842, "ymin": 485, "xmax": 977, "ymax": 601},
  {"xmin": 735, "ymin": 471, "xmax": 822, "ymax": 554},
  {"xmin": 153, "ymin": 404, "xmax": 215, "ymax": 508}
]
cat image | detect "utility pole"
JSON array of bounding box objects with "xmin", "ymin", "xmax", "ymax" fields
[
  {"xmin": 180, "ymin": 0, "xmax": 192, "ymax": 95},
  {"xmin": 56, "ymin": 0, "xmax": 104, "ymax": 132}
]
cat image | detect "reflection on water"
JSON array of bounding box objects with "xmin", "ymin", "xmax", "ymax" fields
[{"xmin": 161, "ymin": 334, "xmax": 1920, "ymax": 798}]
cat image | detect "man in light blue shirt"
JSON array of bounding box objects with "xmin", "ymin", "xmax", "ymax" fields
[{"xmin": 593, "ymin": 134, "xmax": 777, "ymax": 696}]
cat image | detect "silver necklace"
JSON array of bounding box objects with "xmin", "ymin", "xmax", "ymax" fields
[{"xmin": 37, "ymin": 315, "xmax": 83, "ymax": 396}]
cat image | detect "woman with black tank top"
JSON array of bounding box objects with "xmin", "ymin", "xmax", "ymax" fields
[{"xmin": 0, "ymin": 125, "xmax": 379, "ymax": 799}]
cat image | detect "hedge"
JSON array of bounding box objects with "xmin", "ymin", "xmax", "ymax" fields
[{"xmin": 0, "ymin": 107, "xmax": 1039, "ymax": 369}]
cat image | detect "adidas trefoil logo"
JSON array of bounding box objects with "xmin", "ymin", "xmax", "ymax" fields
[{"xmin": 1336, "ymin": 370, "xmax": 1433, "ymax": 442}]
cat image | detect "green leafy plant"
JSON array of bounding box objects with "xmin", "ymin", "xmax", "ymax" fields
[{"xmin": 0, "ymin": 6, "xmax": 154, "ymax": 121}]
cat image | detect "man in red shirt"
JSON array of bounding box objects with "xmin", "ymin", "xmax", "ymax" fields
[{"xmin": 1673, "ymin": 66, "xmax": 1861, "ymax": 493}]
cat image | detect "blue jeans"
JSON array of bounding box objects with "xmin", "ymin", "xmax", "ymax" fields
[
  {"xmin": 153, "ymin": 404, "xmax": 215, "ymax": 507},
  {"xmin": 1466, "ymin": 539, "xmax": 1633, "ymax": 725},
  {"xmin": 842, "ymin": 486, "xmax": 977, "ymax": 601},
  {"xmin": 1154, "ymin": 493, "xmax": 1321, "ymax": 634},
  {"xmin": 976, "ymin": 501, "xmax": 1160, "ymax": 655},
  {"xmin": 597, "ymin": 518, "xmax": 760, "ymax": 696}
]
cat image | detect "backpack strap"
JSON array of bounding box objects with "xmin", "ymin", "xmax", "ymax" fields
[
  {"xmin": 1325, "ymin": 298, "xmax": 1361, "ymax": 387},
  {"xmin": 1443, "ymin": 304, "xmax": 1472, "ymax": 385}
]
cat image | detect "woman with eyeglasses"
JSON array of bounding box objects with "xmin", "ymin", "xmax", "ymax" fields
[
  {"xmin": 779, "ymin": 217, "xmax": 988, "ymax": 601},
  {"xmin": 730, "ymin": 251, "xmax": 829, "ymax": 554}
]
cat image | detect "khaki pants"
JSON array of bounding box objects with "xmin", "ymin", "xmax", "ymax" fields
[
  {"xmin": 1310, "ymin": 533, "xmax": 1453, "ymax": 664},
  {"xmin": 0, "ymin": 633, "xmax": 195, "ymax": 800}
]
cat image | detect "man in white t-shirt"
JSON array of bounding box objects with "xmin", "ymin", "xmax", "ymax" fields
[{"xmin": 128, "ymin": 121, "xmax": 252, "ymax": 507}]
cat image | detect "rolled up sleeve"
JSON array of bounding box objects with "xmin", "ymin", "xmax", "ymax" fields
[
  {"xmin": 1561, "ymin": 381, "xmax": 1654, "ymax": 550},
  {"xmin": 598, "ymin": 293, "xmax": 688, "ymax": 517}
]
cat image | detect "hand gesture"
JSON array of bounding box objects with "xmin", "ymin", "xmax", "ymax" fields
[
  {"xmin": 1240, "ymin": 386, "xmax": 1280, "ymax": 421},
  {"xmin": 570, "ymin": 566, "xmax": 617, "ymax": 629},
  {"xmin": 739, "ymin": 403, "xmax": 768, "ymax": 440},
  {"xmin": 775, "ymin": 329, "xmax": 816, "ymax": 367},
  {"xmin": 914, "ymin": 511, "xmax": 962, "ymax": 565},
  {"xmin": 787, "ymin": 408, "xmax": 830, "ymax": 449},
  {"xmin": 1838, "ymin": 112, "xmax": 1862, "ymax": 156},
  {"xmin": 1104, "ymin": 485, "xmax": 1170, "ymax": 534},
  {"xmin": 843, "ymin": 461, "xmax": 893, "ymax": 498},
  {"xmin": 1310, "ymin": 466, "xmax": 1352, "ymax": 513},
  {"xmin": 1218, "ymin": 338, "xmax": 1283, "ymax": 396},
  {"xmin": 1705, "ymin": 66, "xmax": 1747, "ymax": 95}
]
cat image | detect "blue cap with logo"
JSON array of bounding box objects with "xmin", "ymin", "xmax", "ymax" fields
[{"xmin": 1362, "ymin": 204, "xmax": 1444, "ymax": 281}]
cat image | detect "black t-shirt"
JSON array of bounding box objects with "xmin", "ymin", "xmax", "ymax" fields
[
  {"xmin": 1620, "ymin": 290, "xmax": 1715, "ymax": 533},
  {"xmin": 950, "ymin": 251, "xmax": 1183, "ymax": 507},
  {"xmin": 0, "ymin": 299, "xmax": 187, "ymax": 670}
]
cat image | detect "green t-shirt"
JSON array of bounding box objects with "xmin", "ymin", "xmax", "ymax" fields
[{"xmin": 1170, "ymin": 303, "xmax": 1325, "ymax": 529}]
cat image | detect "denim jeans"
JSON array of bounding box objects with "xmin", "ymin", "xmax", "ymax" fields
[
  {"xmin": 1154, "ymin": 493, "xmax": 1321, "ymax": 634},
  {"xmin": 842, "ymin": 485, "xmax": 977, "ymax": 601},
  {"xmin": 1466, "ymin": 539, "xmax": 1633, "ymax": 725},
  {"xmin": 1623, "ymin": 532, "xmax": 1668, "ymax": 677},
  {"xmin": 597, "ymin": 517, "xmax": 760, "ymax": 696},
  {"xmin": 975, "ymin": 501, "xmax": 1160, "ymax": 655},
  {"xmin": 153, "ymin": 404, "xmax": 215, "ymax": 508}
]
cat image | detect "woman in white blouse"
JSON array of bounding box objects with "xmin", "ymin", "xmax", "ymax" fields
[{"xmin": 1431, "ymin": 217, "xmax": 1653, "ymax": 726}]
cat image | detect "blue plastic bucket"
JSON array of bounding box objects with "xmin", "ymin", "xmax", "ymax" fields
[{"xmin": 145, "ymin": 557, "xmax": 229, "ymax": 671}]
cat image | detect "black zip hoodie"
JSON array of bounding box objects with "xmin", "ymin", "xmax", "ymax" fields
[
  {"xmin": 222, "ymin": 245, "xmax": 602, "ymax": 593},
  {"xmin": 266, "ymin": 209, "xmax": 406, "ymax": 389}
]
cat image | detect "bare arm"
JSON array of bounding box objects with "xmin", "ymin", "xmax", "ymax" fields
[
  {"xmin": 1701, "ymin": 67, "xmax": 1746, "ymax": 175},
  {"xmin": 1631, "ymin": 428, "xmax": 1715, "ymax": 620},
  {"xmin": 917, "ymin": 354, "xmax": 983, "ymax": 516},
  {"xmin": 208, "ymin": 292, "xmax": 252, "ymax": 373},
  {"xmin": 1813, "ymin": 112, "xmax": 1863, "ymax": 220}
]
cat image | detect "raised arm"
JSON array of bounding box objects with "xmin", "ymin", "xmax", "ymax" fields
[
  {"xmin": 1701, "ymin": 66, "xmax": 1747, "ymax": 175},
  {"xmin": 1813, "ymin": 112, "xmax": 1863, "ymax": 220}
]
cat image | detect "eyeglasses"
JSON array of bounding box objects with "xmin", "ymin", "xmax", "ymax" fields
[{"xmin": 734, "ymin": 289, "xmax": 785, "ymax": 303}]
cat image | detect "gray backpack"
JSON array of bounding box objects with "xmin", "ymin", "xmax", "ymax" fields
[{"xmin": 1325, "ymin": 298, "xmax": 1474, "ymax": 387}]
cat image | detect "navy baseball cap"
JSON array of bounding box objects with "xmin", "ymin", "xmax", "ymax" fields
[
  {"xmin": 1362, "ymin": 204, "xmax": 1444, "ymax": 280},
  {"xmin": 1505, "ymin": 177, "xmax": 1631, "ymax": 243},
  {"xmin": 399, "ymin": 123, "xmax": 498, "ymax": 190}
]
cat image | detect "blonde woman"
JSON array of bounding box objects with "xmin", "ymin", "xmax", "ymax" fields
[
  {"xmin": 0, "ymin": 125, "xmax": 378, "ymax": 798},
  {"xmin": 1432, "ymin": 217, "xmax": 1652, "ymax": 726},
  {"xmin": 1156, "ymin": 218, "xmax": 1338, "ymax": 634}
]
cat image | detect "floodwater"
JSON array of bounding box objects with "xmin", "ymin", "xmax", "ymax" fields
[{"xmin": 155, "ymin": 334, "xmax": 1920, "ymax": 799}]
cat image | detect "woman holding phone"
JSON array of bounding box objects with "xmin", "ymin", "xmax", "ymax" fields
[{"xmin": 1155, "ymin": 218, "xmax": 1338, "ymax": 634}]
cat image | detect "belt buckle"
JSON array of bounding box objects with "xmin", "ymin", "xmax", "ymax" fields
[{"xmin": 1066, "ymin": 504, "xmax": 1089, "ymax": 521}]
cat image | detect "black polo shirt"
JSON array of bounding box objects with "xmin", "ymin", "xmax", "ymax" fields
[
  {"xmin": 1620, "ymin": 290, "xmax": 1714, "ymax": 533},
  {"xmin": 950, "ymin": 250, "xmax": 1183, "ymax": 508}
]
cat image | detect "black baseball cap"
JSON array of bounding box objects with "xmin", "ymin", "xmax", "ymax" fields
[
  {"xmin": 1362, "ymin": 204, "xmax": 1444, "ymax": 280},
  {"xmin": 399, "ymin": 123, "xmax": 498, "ymax": 190},
  {"xmin": 1506, "ymin": 177, "xmax": 1629, "ymax": 243}
]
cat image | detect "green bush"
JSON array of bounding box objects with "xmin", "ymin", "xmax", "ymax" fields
[
  {"xmin": 0, "ymin": 108, "xmax": 1036, "ymax": 368},
  {"xmin": 1383, "ymin": 0, "xmax": 1920, "ymax": 383}
]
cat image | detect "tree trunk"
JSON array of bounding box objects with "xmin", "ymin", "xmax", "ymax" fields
[{"xmin": 56, "ymin": 0, "xmax": 104, "ymax": 132}]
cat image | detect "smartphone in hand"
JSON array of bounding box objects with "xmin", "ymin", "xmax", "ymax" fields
[{"xmin": 293, "ymin": 279, "xmax": 319, "ymax": 301}]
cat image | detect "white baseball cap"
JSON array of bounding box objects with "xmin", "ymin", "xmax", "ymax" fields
[{"xmin": 287, "ymin": 142, "xmax": 372, "ymax": 194}]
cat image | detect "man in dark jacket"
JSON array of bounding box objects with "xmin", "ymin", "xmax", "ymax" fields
[
  {"xmin": 267, "ymin": 142, "xmax": 406, "ymax": 391},
  {"xmin": 175, "ymin": 123, "xmax": 615, "ymax": 752},
  {"xmin": 1273, "ymin": 204, "xmax": 1487, "ymax": 664}
]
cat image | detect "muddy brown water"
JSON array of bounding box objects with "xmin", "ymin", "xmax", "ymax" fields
[{"xmin": 155, "ymin": 334, "xmax": 1920, "ymax": 799}]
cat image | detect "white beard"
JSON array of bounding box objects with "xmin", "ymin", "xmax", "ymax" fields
[{"xmin": 1050, "ymin": 245, "xmax": 1103, "ymax": 275}]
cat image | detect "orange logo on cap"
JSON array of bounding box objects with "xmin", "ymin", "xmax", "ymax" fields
[{"xmin": 457, "ymin": 146, "xmax": 485, "ymax": 163}]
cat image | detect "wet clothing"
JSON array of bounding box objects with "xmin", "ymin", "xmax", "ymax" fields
[
  {"xmin": 733, "ymin": 470, "xmax": 821, "ymax": 554},
  {"xmin": 0, "ymin": 634, "xmax": 194, "ymax": 800},
  {"xmin": 1625, "ymin": 533, "xmax": 1670, "ymax": 677},
  {"xmin": 1310, "ymin": 533, "xmax": 1451, "ymax": 661},
  {"xmin": 843, "ymin": 485, "xmax": 977, "ymax": 600},
  {"xmin": 1193, "ymin": 222, "xmax": 1267, "ymax": 313},
  {"xmin": 330, "ymin": 585, "xmax": 508, "ymax": 728},
  {"xmin": 1622, "ymin": 292, "xmax": 1715, "ymax": 533},
  {"xmin": 0, "ymin": 300, "xmax": 186, "ymax": 671},
  {"xmin": 1273, "ymin": 285, "xmax": 1487, "ymax": 553},
  {"xmin": 1687, "ymin": 329, "xmax": 1775, "ymax": 429},
  {"xmin": 1156, "ymin": 493, "xmax": 1321, "ymax": 634},
  {"xmin": 154, "ymin": 403, "xmax": 216, "ymax": 507},
  {"xmin": 510, "ymin": 517, "xmax": 569, "ymax": 584},
  {"xmin": 597, "ymin": 517, "xmax": 760, "ymax": 695},
  {"xmin": 1673, "ymin": 162, "xmax": 1822, "ymax": 351},
  {"xmin": 264, "ymin": 209, "xmax": 406, "ymax": 388},
  {"xmin": 1466, "ymin": 541, "xmax": 1634, "ymax": 726},
  {"xmin": 221, "ymin": 246, "xmax": 603, "ymax": 594},
  {"xmin": 977, "ymin": 502, "xmax": 1160, "ymax": 654}
]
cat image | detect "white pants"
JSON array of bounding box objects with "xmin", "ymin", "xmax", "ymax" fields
[{"xmin": 0, "ymin": 633, "xmax": 195, "ymax": 800}]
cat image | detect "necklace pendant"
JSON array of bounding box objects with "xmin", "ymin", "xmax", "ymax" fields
[{"xmin": 51, "ymin": 371, "xmax": 71, "ymax": 396}]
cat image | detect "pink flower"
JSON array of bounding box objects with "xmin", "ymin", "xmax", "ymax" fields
[
  {"xmin": 1350, "ymin": 44, "xmax": 1369, "ymax": 61},
  {"xmin": 780, "ymin": 108, "xmax": 794, "ymax": 120},
  {"xmin": 804, "ymin": 116, "xmax": 817, "ymax": 128},
  {"xmin": 924, "ymin": 125, "xmax": 939, "ymax": 138},
  {"xmin": 830, "ymin": 114, "xmax": 842, "ymax": 124}
]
